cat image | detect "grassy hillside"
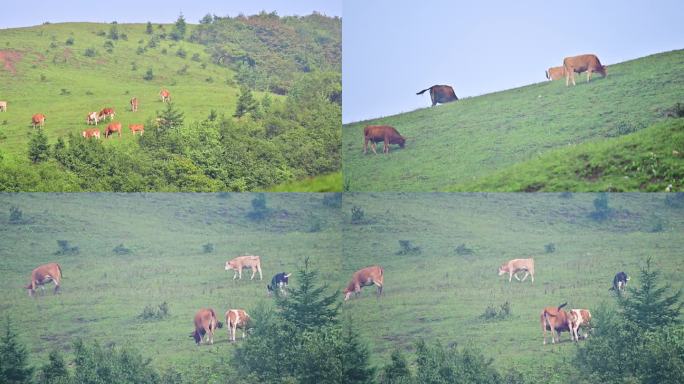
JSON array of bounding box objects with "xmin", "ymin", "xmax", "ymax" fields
[
  {"xmin": 343, "ymin": 49, "xmax": 684, "ymax": 191},
  {"xmin": 340, "ymin": 193, "xmax": 684, "ymax": 382},
  {"xmin": 0, "ymin": 19, "xmax": 341, "ymax": 192},
  {"xmin": 0, "ymin": 193, "xmax": 343, "ymax": 375}
]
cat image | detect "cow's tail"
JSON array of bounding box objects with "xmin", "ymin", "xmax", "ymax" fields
[
  {"xmin": 57, "ymin": 263, "xmax": 63, "ymax": 278},
  {"xmin": 557, "ymin": 302, "xmax": 567, "ymax": 311},
  {"xmin": 416, "ymin": 87, "xmax": 432, "ymax": 95},
  {"xmin": 545, "ymin": 70, "xmax": 550, "ymax": 80}
]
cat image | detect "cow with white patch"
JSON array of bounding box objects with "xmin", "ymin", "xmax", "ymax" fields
[
  {"xmin": 86, "ymin": 111, "xmax": 99, "ymax": 125},
  {"xmin": 26, "ymin": 263, "xmax": 62, "ymax": 297},
  {"xmin": 0, "ymin": 101, "xmax": 7, "ymax": 112},
  {"xmin": 610, "ymin": 271, "xmax": 630, "ymax": 292},
  {"xmin": 267, "ymin": 272, "xmax": 291, "ymax": 296},
  {"xmin": 344, "ymin": 265, "xmax": 384, "ymax": 301},
  {"xmin": 191, "ymin": 308, "xmax": 222, "ymax": 345},
  {"xmin": 225, "ymin": 255, "xmax": 263, "ymax": 280},
  {"xmin": 569, "ymin": 309, "xmax": 592, "ymax": 341},
  {"xmin": 225, "ymin": 309, "xmax": 250, "ymax": 342},
  {"xmin": 498, "ymin": 258, "xmax": 535, "ymax": 283}
]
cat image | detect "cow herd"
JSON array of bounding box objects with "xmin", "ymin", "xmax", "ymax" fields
[
  {"xmin": 364, "ymin": 53, "xmax": 608, "ymax": 154},
  {"xmin": 4, "ymin": 88, "xmax": 175, "ymax": 141}
]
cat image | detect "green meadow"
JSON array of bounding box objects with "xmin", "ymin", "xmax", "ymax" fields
[
  {"xmin": 0, "ymin": 17, "xmax": 341, "ymax": 192},
  {"xmin": 341, "ymin": 193, "xmax": 684, "ymax": 381},
  {"xmin": 0, "ymin": 193, "xmax": 343, "ymax": 374},
  {"xmin": 343, "ymin": 50, "xmax": 684, "ymax": 192}
]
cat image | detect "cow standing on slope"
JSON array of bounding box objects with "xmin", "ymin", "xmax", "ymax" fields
[
  {"xmin": 363, "ymin": 125, "xmax": 406, "ymax": 154},
  {"xmin": 225, "ymin": 255, "xmax": 263, "ymax": 280},
  {"xmin": 569, "ymin": 309, "xmax": 592, "ymax": 341},
  {"xmin": 344, "ymin": 265, "xmax": 384, "ymax": 301},
  {"xmin": 563, "ymin": 54, "xmax": 607, "ymax": 86},
  {"xmin": 225, "ymin": 309, "xmax": 250, "ymax": 342},
  {"xmin": 26, "ymin": 263, "xmax": 63, "ymax": 297},
  {"xmin": 267, "ymin": 272, "xmax": 291, "ymax": 296},
  {"xmin": 191, "ymin": 308, "xmax": 223, "ymax": 345},
  {"xmin": 610, "ymin": 271, "xmax": 630, "ymax": 292},
  {"xmin": 498, "ymin": 258, "xmax": 535, "ymax": 283},
  {"xmin": 541, "ymin": 302, "xmax": 572, "ymax": 345},
  {"xmin": 416, "ymin": 85, "xmax": 458, "ymax": 106}
]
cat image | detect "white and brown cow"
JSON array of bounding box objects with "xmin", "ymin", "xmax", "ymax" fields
[
  {"xmin": 344, "ymin": 265, "xmax": 384, "ymax": 301},
  {"xmin": 98, "ymin": 107, "xmax": 115, "ymax": 122},
  {"xmin": 541, "ymin": 302, "xmax": 572, "ymax": 345},
  {"xmin": 545, "ymin": 66, "xmax": 566, "ymax": 81},
  {"xmin": 0, "ymin": 101, "xmax": 7, "ymax": 112},
  {"xmin": 159, "ymin": 88, "xmax": 171, "ymax": 103},
  {"xmin": 225, "ymin": 309, "xmax": 250, "ymax": 342},
  {"xmin": 569, "ymin": 309, "xmax": 592, "ymax": 341},
  {"xmin": 225, "ymin": 255, "xmax": 263, "ymax": 280},
  {"xmin": 498, "ymin": 258, "xmax": 534, "ymax": 283},
  {"xmin": 130, "ymin": 97, "xmax": 139, "ymax": 112},
  {"xmin": 82, "ymin": 128, "xmax": 100, "ymax": 139},
  {"xmin": 32, "ymin": 113, "xmax": 46, "ymax": 128},
  {"xmin": 86, "ymin": 111, "xmax": 99, "ymax": 125},
  {"xmin": 26, "ymin": 263, "xmax": 62, "ymax": 297},
  {"xmin": 191, "ymin": 308, "xmax": 223, "ymax": 345}
]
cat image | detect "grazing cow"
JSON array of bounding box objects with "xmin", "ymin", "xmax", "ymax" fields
[
  {"xmin": 191, "ymin": 308, "xmax": 223, "ymax": 345},
  {"xmin": 610, "ymin": 271, "xmax": 630, "ymax": 292},
  {"xmin": 267, "ymin": 272, "xmax": 291, "ymax": 296},
  {"xmin": 416, "ymin": 85, "xmax": 458, "ymax": 106},
  {"xmin": 225, "ymin": 309, "xmax": 250, "ymax": 342},
  {"xmin": 82, "ymin": 128, "xmax": 100, "ymax": 139},
  {"xmin": 344, "ymin": 265, "xmax": 384, "ymax": 301},
  {"xmin": 363, "ymin": 125, "xmax": 406, "ymax": 154},
  {"xmin": 545, "ymin": 66, "xmax": 566, "ymax": 81},
  {"xmin": 563, "ymin": 54, "xmax": 607, "ymax": 86},
  {"xmin": 105, "ymin": 122, "xmax": 122, "ymax": 138},
  {"xmin": 225, "ymin": 255, "xmax": 263, "ymax": 280},
  {"xmin": 98, "ymin": 108, "xmax": 115, "ymax": 121},
  {"xmin": 129, "ymin": 124, "xmax": 144, "ymax": 136},
  {"xmin": 569, "ymin": 309, "xmax": 592, "ymax": 341},
  {"xmin": 159, "ymin": 88, "xmax": 171, "ymax": 103},
  {"xmin": 130, "ymin": 97, "xmax": 139, "ymax": 112},
  {"xmin": 541, "ymin": 302, "xmax": 571, "ymax": 345},
  {"xmin": 0, "ymin": 101, "xmax": 7, "ymax": 112},
  {"xmin": 32, "ymin": 113, "xmax": 46, "ymax": 128},
  {"xmin": 86, "ymin": 111, "xmax": 99, "ymax": 125},
  {"xmin": 26, "ymin": 263, "xmax": 62, "ymax": 297},
  {"xmin": 498, "ymin": 258, "xmax": 535, "ymax": 283}
]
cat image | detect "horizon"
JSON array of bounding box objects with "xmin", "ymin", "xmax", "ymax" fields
[{"xmin": 343, "ymin": 0, "xmax": 684, "ymax": 124}]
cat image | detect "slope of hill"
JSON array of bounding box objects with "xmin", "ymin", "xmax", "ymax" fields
[
  {"xmin": 342, "ymin": 49, "xmax": 684, "ymax": 191},
  {"xmin": 340, "ymin": 193, "xmax": 684, "ymax": 381},
  {"xmin": 0, "ymin": 193, "xmax": 344, "ymax": 375},
  {"xmin": 0, "ymin": 18, "xmax": 341, "ymax": 192}
]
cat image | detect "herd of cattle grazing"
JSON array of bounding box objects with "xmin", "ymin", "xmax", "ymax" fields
[
  {"xmin": 363, "ymin": 53, "xmax": 608, "ymax": 154},
  {"xmin": 1, "ymin": 88, "xmax": 175, "ymax": 141},
  {"xmin": 23, "ymin": 253, "xmax": 630, "ymax": 346}
]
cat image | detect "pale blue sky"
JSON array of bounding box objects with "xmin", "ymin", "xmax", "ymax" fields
[
  {"xmin": 0, "ymin": 0, "xmax": 341, "ymax": 29},
  {"xmin": 343, "ymin": 0, "xmax": 684, "ymax": 123}
]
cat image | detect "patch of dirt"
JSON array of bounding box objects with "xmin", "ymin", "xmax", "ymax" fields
[
  {"xmin": 523, "ymin": 183, "xmax": 545, "ymax": 192},
  {"xmin": 0, "ymin": 50, "xmax": 23, "ymax": 75},
  {"xmin": 584, "ymin": 165, "xmax": 604, "ymax": 181}
]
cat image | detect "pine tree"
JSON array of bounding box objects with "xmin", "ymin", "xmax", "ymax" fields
[
  {"xmin": 145, "ymin": 21, "xmax": 153, "ymax": 34},
  {"xmin": 275, "ymin": 257, "xmax": 340, "ymax": 330},
  {"xmin": 339, "ymin": 318, "xmax": 375, "ymax": 384},
  {"xmin": 619, "ymin": 257, "xmax": 682, "ymax": 331},
  {"xmin": 157, "ymin": 102, "xmax": 185, "ymax": 131},
  {"xmin": 380, "ymin": 349, "xmax": 412, "ymax": 384},
  {"xmin": 36, "ymin": 350, "xmax": 69, "ymax": 384},
  {"xmin": 28, "ymin": 127, "xmax": 49, "ymax": 163},
  {"xmin": 234, "ymin": 86, "xmax": 258, "ymax": 118},
  {"xmin": 0, "ymin": 317, "xmax": 33, "ymax": 384}
]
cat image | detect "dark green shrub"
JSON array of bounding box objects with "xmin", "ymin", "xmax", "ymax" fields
[
  {"xmin": 113, "ymin": 243, "xmax": 131, "ymax": 255},
  {"xmin": 54, "ymin": 240, "xmax": 79, "ymax": 256},
  {"xmin": 323, "ymin": 193, "xmax": 342, "ymax": 208},
  {"xmin": 202, "ymin": 243, "xmax": 214, "ymax": 253},
  {"xmin": 247, "ymin": 194, "xmax": 271, "ymax": 221},
  {"xmin": 396, "ymin": 240, "xmax": 421, "ymax": 255},
  {"xmin": 138, "ymin": 302, "xmax": 169, "ymax": 321},
  {"xmin": 143, "ymin": 68, "xmax": 154, "ymax": 80},
  {"xmin": 65, "ymin": 37, "xmax": 74, "ymax": 45},
  {"xmin": 83, "ymin": 47, "xmax": 96, "ymax": 57},
  {"xmin": 545, "ymin": 243, "xmax": 556, "ymax": 253},
  {"xmin": 455, "ymin": 243, "xmax": 473, "ymax": 255},
  {"xmin": 8, "ymin": 207, "xmax": 24, "ymax": 224},
  {"xmin": 350, "ymin": 206, "xmax": 364, "ymax": 224}
]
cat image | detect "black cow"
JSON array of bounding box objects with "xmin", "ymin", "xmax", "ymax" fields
[
  {"xmin": 610, "ymin": 272, "xmax": 630, "ymax": 292},
  {"xmin": 267, "ymin": 272, "xmax": 291, "ymax": 296}
]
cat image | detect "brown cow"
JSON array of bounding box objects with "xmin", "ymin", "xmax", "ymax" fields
[
  {"xmin": 98, "ymin": 108, "xmax": 115, "ymax": 121},
  {"xmin": 569, "ymin": 309, "xmax": 592, "ymax": 341},
  {"xmin": 498, "ymin": 258, "xmax": 534, "ymax": 283},
  {"xmin": 86, "ymin": 111, "xmax": 99, "ymax": 125},
  {"xmin": 344, "ymin": 265, "xmax": 384, "ymax": 301},
  {"xmin": 563, "ymin": 54, "xmax": 607, "ymax": 86},
  {"xmin": 0, "ymin": 101, "xmax": 7, "ymax": 112},
  {"xmin": 416, "ymin": 85, "xmax": 458, "ymax": 106},
  {"xmin": 26, "ymin": 263, "xmax": 62, "ymax": 297},
  {"xmin": 32, "ymin": 113, "xmax": 46, "ymax": 128},
  {"xmin": 225, "ymin": 255, "xmax": 263, "ymax": 280},
  {"xmin": 105, "ymin": 122, "xmax": 122, "ymax": 138},
  {"xmin": 363, "ymin": 125, "xmax": 406, "ymax": 154},
  {"xmin": 130, "ymin": 97, "xmax": 139, "ymax": 112},
  {"xmin": 159, "ymin": 88, "xmax": 171, "ymax": 103},
  {"xmin": 191, "ymin": 308, "xmax": 223, "ymax": 345},
  {"xmin": 545, "ymin": 66, "xmax": 566, "ymax": 81},
  {"xmin": 541, "ymin": 302, "xmax": 572, "ymax": 345},
  {"xmin": 225, "ymin": 309, "xmax": 250, "ymax": 342},
  {"xmin": 129, "ymin": 124, "xmax": 144, "ymax": 136},
  {"xmin": 82, "ymin": 128, "xmax": 100, "ymax": 139}
]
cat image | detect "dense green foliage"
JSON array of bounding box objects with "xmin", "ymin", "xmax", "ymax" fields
[
  {"xmin": 0, "ymin": 318, "xmax": 33, "ymax": 384},
  {"xmin": 0, "ymin": 18, "xmax": 341, "ymax": 192},
  {"xmin": 343, "ymin": 49, "xmax": 684, "ymax": 191}
]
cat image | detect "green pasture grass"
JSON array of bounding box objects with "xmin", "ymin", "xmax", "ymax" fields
[
  {"xmin": 343, "ymin": 49, "xmax": 684, "ymax": 191},
  {"xmin": 0, "ymin": 193, "xmax": 343, "ymax": 373},
  {"xmin": 448, "ymin": 118, "xmax": 684, "ymax": 191},
  {"xmin": 0, "ymin": 23, "xmax": 276, "ymax": 158},
  {"xmin": 265, "ymin": 172, "xmax": 342, "ymax": 192},
  {"xmin": 339, "ymin": 193, "xmax": 684, "ymax": 380}
]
